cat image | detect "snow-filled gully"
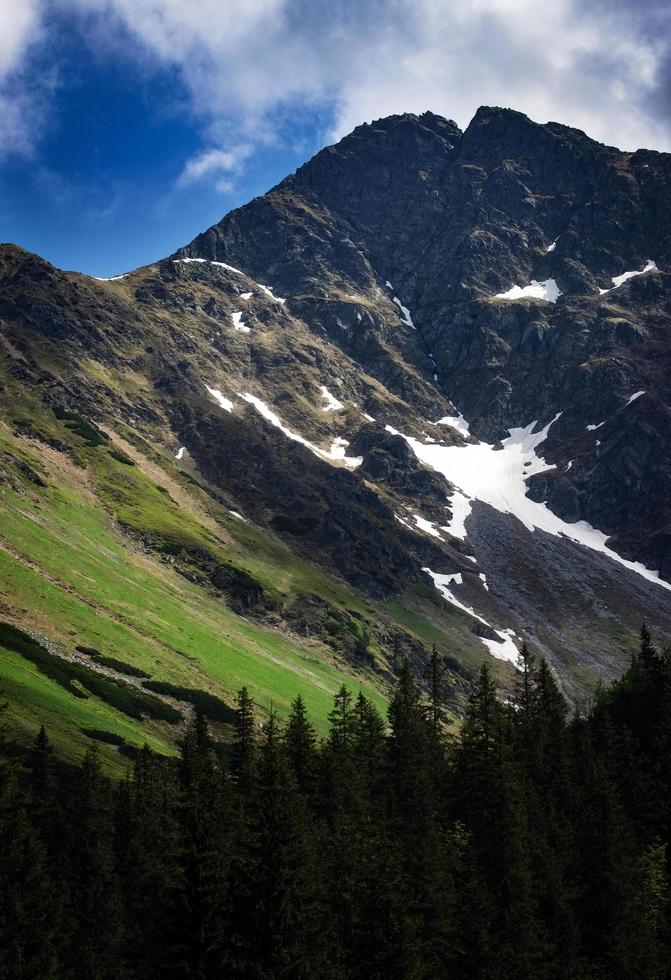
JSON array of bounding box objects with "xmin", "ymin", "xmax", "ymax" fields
[
  {"xmin": 423, "ymin": 569, "xmax": 520, "ymax": 664},
  {"xmin": 390, "ymin": 414, "xmax": 671, "ymax": 594},
  {"xmin": 392, "ymin": 406, "xmax": 671, "ymax": 665},
  {"xmin": 205, "ymin": 387, "xmax": 362, "ymax": 468},
  {"xmin": 174, "ymin": 258, "xmax": 286, "ymax": 303},
  {"xmin": 599, "ymin": 260, "xmax": 657, "ymax": 294}
]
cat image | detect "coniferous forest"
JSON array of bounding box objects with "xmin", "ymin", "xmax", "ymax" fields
[{"xmin": 1, "ymin": 630, "xmax": 671, "ymax": 980}]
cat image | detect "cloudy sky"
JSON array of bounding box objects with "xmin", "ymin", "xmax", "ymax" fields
[{"xmin": 1, "ymin": 0, "xmax": 669, "ymax": 276}]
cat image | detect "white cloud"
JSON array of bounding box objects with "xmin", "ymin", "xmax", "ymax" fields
[
  {"xmin": 1, "ymin": 0, "xmax": 670, "ymax": 165},
  {"xmin": 71, "ymin": 0, "xmax": 671, "ymax": 153},
  {"xmin": 324, "ymin": 0, "xmax": 671, "ymax": 152},
  {"xmin": 177, "ymin": 144, "xmax": 252, "ymax": 192},
  {"xmin": 0, "ymin": 0, "xmax": 45, "ymax": 157},
  {"xmin": 0, "ymin": 0, "xmax": 42, "ymax": 74}
]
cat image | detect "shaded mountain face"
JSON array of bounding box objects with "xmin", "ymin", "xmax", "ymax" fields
[
  {"xmin": 180, "ymin": 106, "xmax": 671, "ymax": 578},
  {"xmin": 1, "ymin": 106, "xmax": 671, "ymax": 724}
]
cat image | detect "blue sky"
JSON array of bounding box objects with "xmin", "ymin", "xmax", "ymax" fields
[{"xmin": 0, "ymin": 0, "xmax": 669, "ymax": 277}]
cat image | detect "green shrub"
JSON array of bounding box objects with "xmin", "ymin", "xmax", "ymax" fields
[
  {"xmin": 82, "ymin": 728, "xmax": 126, "ymax": 746},
  {"xmin": 75, "ymin": 646, "xmax": 149, "ymax": 678},
  {"xmin": 0, "ymin": 621, "xmax": 180, "ymax": 723},
  {"xmin": 53, "ymin": 407, "xmax": 108, "ymax": 446},
  {"xmin": 142, "ymin": 681, "xmax": 235, "ymax": 723},
  {"xmin": 108, "ymin": 449, "xmax": 135, "ymax": 466}
]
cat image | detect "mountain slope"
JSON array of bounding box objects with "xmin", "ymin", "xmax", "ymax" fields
[
  {"xmin": 180, "ymin": 106, "xmax": 671, "ymax": 576},
  {"xmin": 1, "ymin": 106, "xmax": 671, "ymax": 762}
]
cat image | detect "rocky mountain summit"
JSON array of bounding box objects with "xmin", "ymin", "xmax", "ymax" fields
[
  {"xmin": 180, "ymin": 106, "xmax": 671, "ymax": 576},
  {"xmin": 1, "ymin": 106, "xmax": 671, "ymax": 744}
]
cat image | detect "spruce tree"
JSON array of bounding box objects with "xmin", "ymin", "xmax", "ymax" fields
[
  {"xmin": 61, "ymin": 745, "xmax": 126, "ymax": 980},
  {"xmin": 0, "ymin": 763, "xmax": 60, "ymax": 979},
  {"xmin": 232, "ymin": 687, "xmax": 256, "ymax": 794},
  {"xmin": 284, "ymin": 694, "xmax": 317, "ymax": 797},
  {"xmin": 177, "ymin": 710, "xmax": 232, "ymax": 978},
  {"xmin": 120, "ymin": 746, "xmax": 182, "ymax": 980},
  {"xmin": 234, "ymin": 711, "xmax": 325, "ymax": 979},
  {"xmin": 429, "ymin": 643, "xmax": 444, "ymax": 731}
]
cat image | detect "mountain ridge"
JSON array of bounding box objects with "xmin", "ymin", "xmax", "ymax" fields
[
  {"xmin": 1, "ymin": 105, "xmax": 671, "ymax": 761},
  {"xmin": 175, "ymin": 105, "xmax": 671, "ymax": 577}
]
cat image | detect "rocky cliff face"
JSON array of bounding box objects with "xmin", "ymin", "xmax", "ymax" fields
[
  {"xmin": 178, "ymin": 106, "xmax": 671, "ymax": 580},
  {"xmin": 2, "ymin": 106, "xmax": 671, "ymax": 707}
]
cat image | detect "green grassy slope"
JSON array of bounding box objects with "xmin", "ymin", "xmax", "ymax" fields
[{"xmin": 0, "ymin": 388, "xmax": 492, "ymax": 771}]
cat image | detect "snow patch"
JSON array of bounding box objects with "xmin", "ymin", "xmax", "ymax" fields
[
  {"xmin": 626, "ymin": 390, "xmax": 645, "ymax": 406},
  {"xmin": 175, "ymin": 446, "xmax": 187, "ymax": 460},
  {"xmin": 396, "ymin": 414, "xmax": 671, "ymax": 593},
  {"xmin": 423, "ymin": 568, "xmax": 519, "ymax": 665},
  {"xmin": 546, "ymin": 238, "xmax": 558, "ymax": 253},
  {"xmin": 433, "ymin": 413, "xmax": 470, "ymax": 437},
  {"xmin": 479, "ymin": 572, "xmax": 489, "ymax": 591},
  {"xmin": 393, "ymin": 297, "xmax": 415, "ymax": 329},
  {"xmin": 205, "ymin": 387, "xmax": 234, "ymax": 412},
  {"xmin": 239, "ymin": 393, "xmax": 362, "ymax": 468},
  {"xmin": 481, "ymin": 633, "xmax": 520, "ymax": 664},
  {"xmin": 229, "ymin": 510, "xmax": 247, "ymax": 523},
  {"xmin": 599, "ymin": 260, "xmax": 657, "ymax": 294},
  {"xmin": 320, "ymin": 386, "xmax": 344, "ymax": 412},
  {"xmin": 412, "ymin": 514, "xmax": 443, "ymax": 539},
  {"xmin": 443, "ymin": 489, "xmax": 472, "ymax": 540},
  {"xmin": 586, "ymin": 421, "xmax": 605, "ymax": 431},
  {"xmin": 495, "ymin": 279, "xmax": 562, "ymax": 303},
  {"xmin": 258, "ymin": 284, "xmax": 286, "ymax": 304},
  {"xmin": 240, "ymin": 291, "xmax": 253, "ymax": 300},
  {"xmin": 328, "ymin": 437, "xmax": 361, "ymax": 465},
  {"xmin": 94, "ymin": 274, "xmax": 128, "ymax": 281},
  {"xmin": 231, "ymin": 311, "xmax": 250, "ymax": 333}
]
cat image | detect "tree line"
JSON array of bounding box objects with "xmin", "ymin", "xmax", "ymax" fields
[{"xmin": 1, "ymin": 629, "xmax": 670, "ymax": 979}]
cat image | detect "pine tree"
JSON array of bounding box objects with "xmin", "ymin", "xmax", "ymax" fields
[
  {"xmin": 284, "ymin": 694, "xmax": 317, "ymax": 797},
  {"xmin": 232, "ymin": 687, "xmax": 256, "ymax": 794},
  {"xmin": 387, "ymin": 660, "xmax": 453, "ymax": 974},
  {"xmin": 177, "ymin": 710, "xmax": 232, "ymax": 978},
  {"xmin": 328, "ymin": 685, "xmax": 355, "ymax": 755},
  {"xmin": 352, "ymin": 691, "xmax": 386, "ymax": 794},
  {"xmin": 120, "ymin": 746, "xmax": 182, "ymax": 980},
  {"xmin": 0, "ymin": 762, "xmax": 60, "ymax": 979},
  {"xmin": 639, "ymin": 623, "xmax": 659, "ymax": 671},
  {"xmin": 429, "ymin": 643, "xmax": 444, "ymax": 731},
  {"xmin": 61, "ymin": 745, "xmax": 126, "ymax": 980},
  {"xmin": 234, "ymin": 711, "xmax": 325, "ymax": 979},
  {"xmin": 456, "ymin": 665, "xmax": 550, "ymax": 977}
]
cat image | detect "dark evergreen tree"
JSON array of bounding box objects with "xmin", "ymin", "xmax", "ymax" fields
[
  {"xmin": 177, "ymin": 710, "xmax": 232, "ymax": 978},
  {"xmin": 428, "ymin": 643, "xmax": 444, "ymax": 731},
  {"xmin": 61, "ymin": 745, "xmax": 126, "ymax": 980},
  {"xmin": 236, "ymin": 710, "xmax": 325, "ymax": 978},
  {"xmin": 328, "ymin": 684, "xmax": 356, "ymax": 755},
  {"xmin": 232, "ymin": 687, "xmax": 256, "ymax": 794},
  {"xmin": 0, "ymin": 762, "xmax": 60, "ymax": 979},
  {"xmin": 119, "ymin": 746, "xmax": 182, "ymax": 980},
  {"xmin": 284, "ymin": 694, "xmax": 317, "ymax": 797}
]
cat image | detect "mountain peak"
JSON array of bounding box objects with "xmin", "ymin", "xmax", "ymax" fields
[{"xmin": 2, "ymin": 102, "xmax": 671, "ymax": 759}]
